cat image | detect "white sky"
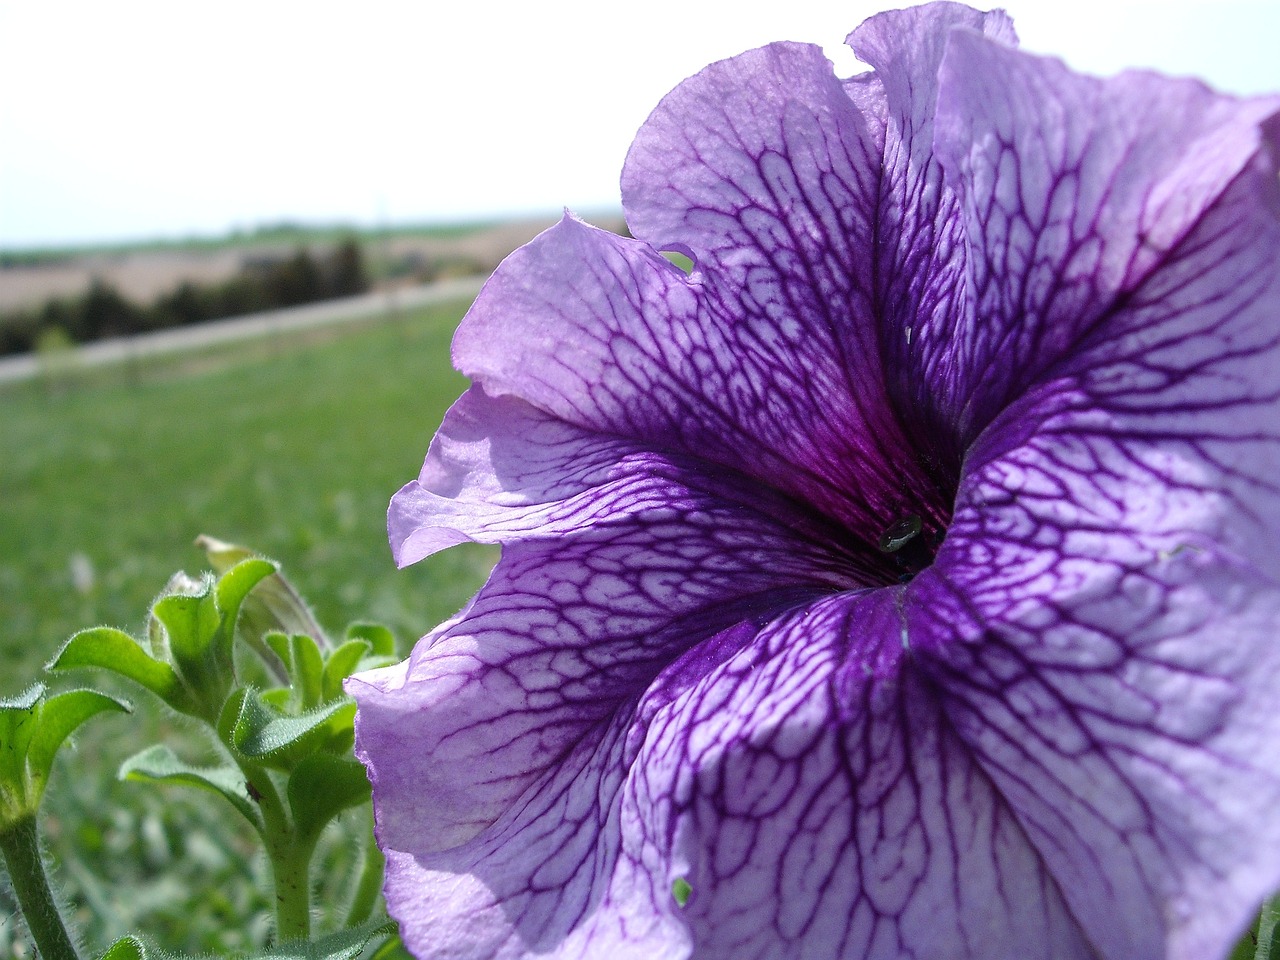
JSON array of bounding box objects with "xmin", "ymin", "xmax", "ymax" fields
[{"xmin": 1, "ymin": 1, "xmax": 1278, "ymax": 249}]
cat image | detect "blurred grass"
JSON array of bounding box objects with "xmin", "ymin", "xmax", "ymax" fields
[{"xmin": 0, "ymin": 298, "xmax": 494, "ymax": 955}]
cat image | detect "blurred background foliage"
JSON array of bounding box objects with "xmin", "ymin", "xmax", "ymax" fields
[
  {"xmin": 0, "ymin": 240, "xmax": 371, "ymax": 355},
  {"xmin": 0, "ymin": 294, "xmax": 494, "ymax": 955}
]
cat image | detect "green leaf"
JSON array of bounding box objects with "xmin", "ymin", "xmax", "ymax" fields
[
  {"xmin": 27, "ymin": 689, "xmax": 131, "ymax": 792},
  {"xmin": 231, "ymin": 689, "xmax": 356, "ymax": 769},
  {"xmin": 97, "ymin": 921, "xmax": 395, "ymax": 960},
  {"xmin": 346, "ymin": 623, "xmax": 395, "ymax": 657},
  {"xmin": 0, "ymin": 684, "xmax": 128, "ymax": 824},
  {"xmin": 266, "ymin": 631, "xmax": 293, "ymax": 673},
  {"xmin": 261, "ymin": 687, "xmax": 293, "ymax": 709},
  {"xmin": 148, "ymin": 559, "xmax": 276, "ymax": 718},
  {"xmin": 321, "ymin": 640, "xmax": 371, "ymax": 702},
  {"xmin": 245, "ymin": 919, "xmax": 395, "ymax": 959},
  {"xmin": 216, "ymin": 687, "xmax": 249, "ymax": 748},
  {"xmin": 215, "ymin": 557, "xmax": 279, "ymax": 638},
  {"xmin": 119, "ymin": 744, "xmax": 259, "ymax": 826},
  {"xmin": 198, "ymin": 534, "xmax": 330, "ymax": 649},
  {"xmin": 0, "ymin": 685, "xmax": 43, "ymax": 788},
  {"xmin": 367, "ymin": 934, "xmax": 409, "ymax": 960},
  {"xmin": 153, "ymin": 582, "xmax": 226, "ymax": 699},
  {"xmin": 97, "ymin": 935, "xmax": 149, "ymax": 960},
  {"xmin": 290, "ymin": 634, "xmax": 325, "ymax": 710},
  {"xmin": 287, "ymin": 753, "xmax": 371, "ymax": 839},
  {"xmin": 48, "ymin": 627, "xmax": 186, "ymax": 709},
  {"xmin": 1243, "ymin": 894, "xmax": 1280, "ymax": 960}
]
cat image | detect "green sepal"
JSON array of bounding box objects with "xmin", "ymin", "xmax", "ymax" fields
[
  {"xmin": 345, "ymin": 623, "xmax": 395, "ymax": 658},
  {"xmin": 321, "ymin": 639, "xmax": 372, "ymax": 702},
  {"xmin": 151, "ymin": 579, "xmax": 226, "ymax": 711},
  {"xmin": 288, "ymin": 753, "xmax": 371, "ymax": 840},
  {"xmin": 1257, "ymin": 896, "xmax": 1280, "ymax": 960},
  {"xmin": 266, "ymin": 631, "xmax": 293, "ymax": 673},
  {"xmin": 48, "ymin": 627, "xmax": 191, "ymax": 713},
  {"xmin": 198, "ymin": 534, "xmax": 330, "ymax": 650},
  {"xmin": 216, "ymin": 557, "xmax": 280, "ymax": 637},
  {"xmin": 216, "ymin": 687, "xmax": 248, "ymax": 748},
  {"xmin": 231, "ymin": 688, "xmax": 356, "ymax": 770},
  {"xmin": 119, "ymin": 743, "xmax": 260, "ymax": 827},
  {"xmin": 153, "ymin": 558, "xmax": 276, "ymax": 718},
  {"xmin": 0, "ymin": 684, "xmax": 129, "ymax": 824},
  {"xmin": 290, "ymin": 634, "xmax": 325, "ymax": 710}
]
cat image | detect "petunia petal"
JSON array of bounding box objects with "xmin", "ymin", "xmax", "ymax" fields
[
  {"xmin": 912, "ymin": 144, "xmax": 1280, "ymax": 955},
  {"xmin": 389, "ymin": 385, "xmax": 861, "ymax": 581},
  {"xmin": 620, "ymin": 40, "xmax": 885, "ymax": 438},
  {"xmin": 642, "ymin": 589, "xmax": 1099, "ymax": 959},
  {"xmin": 451, "ymin": 214, "xmax": 944, "ymax": 556},
  {"xmin": 927, "ymin": 30, "xmax": 1280, "ymax": 448},
  {"xmin": 355, "ymin": 6, "xmax": 1280, "ymax": 959},
  {"xmin": 356, "ymin": 475, "xmax": 852, "ymax": 952},
  {"xmin": 362, "ymin": 587, "xmax": 1100, "ymax": 959},
  {"xmin": 845, "ymin": 3, "xmax": 1016, "ymax": 472},
  {"xmin": 919, "ymin": 495, "xmax": 1280, "ymax": 958}
]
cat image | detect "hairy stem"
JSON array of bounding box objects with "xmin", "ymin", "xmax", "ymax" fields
[
  {"xmin": 267, "ymin": 830, "xmax": 317, "ymax": 942},
  {"xmin": 0, "ymin": 815, "xmax": 80, "ymax": 960},
  {"xmin": 237, "ymin": 759, "xmax": 313, "ymax": 941}
]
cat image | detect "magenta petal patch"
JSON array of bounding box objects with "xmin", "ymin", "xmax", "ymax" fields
[{"xmin": 350, "ymin": 3, "xmax": 1280, "ymax": 959}]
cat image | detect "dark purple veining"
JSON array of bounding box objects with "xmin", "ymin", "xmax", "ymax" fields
[{"xmin": 348, "ymin": 4, "xmax": 1280, "ymax": 959}]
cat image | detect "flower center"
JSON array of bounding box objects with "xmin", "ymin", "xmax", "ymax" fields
[{"xmin": 874, "ymin": 512, "xmax": 940, "ymax": 583}]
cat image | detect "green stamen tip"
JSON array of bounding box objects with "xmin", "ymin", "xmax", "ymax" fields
[{"xmin": 878, "ymin": 513, "xmax": 922, "ymax": 553}]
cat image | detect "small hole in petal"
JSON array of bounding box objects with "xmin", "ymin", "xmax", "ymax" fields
[
  {"xmin": 672, "ymin": 876, "xmax": 692, "ymax": 908},
  {"xmin": 662, "ymin": 251, "xmax": 695, "ymax": 275}
]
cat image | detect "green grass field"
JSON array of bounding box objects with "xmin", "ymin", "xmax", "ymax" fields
[
  {"xmin": 1, "ymin": 301, "xmax": 496, "ymax": 694},
  {"xmin": 1, "ymin": 299, "xmax": 497, "ymax": 954}
]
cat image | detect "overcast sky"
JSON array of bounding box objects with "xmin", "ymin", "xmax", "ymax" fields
[{"xmin": 1, "ymin": 1, "xmax": 1278, "ymax": 249}]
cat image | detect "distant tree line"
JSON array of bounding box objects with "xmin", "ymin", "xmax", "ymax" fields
[{"xmin": 0, "ymin": 239, "xmax": 368, "ymax": 356}]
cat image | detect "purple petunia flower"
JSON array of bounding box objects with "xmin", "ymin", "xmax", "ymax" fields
[{"xmin": 347, "ymin": 4, "xmax": 1280, "ymax": 958}]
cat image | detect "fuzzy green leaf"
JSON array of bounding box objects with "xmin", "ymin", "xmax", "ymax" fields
[
  {"xmin": 0, "ymin": 685, "xmax": 43, "ymax": 791},
  {"xmin": 231, "ymin": 689, "xmax": 356, "ymax": 769},
  {"xmin": 28, "ymin": 689, "xmax": 131, "ymax": 790},
  {"xmin": 290, "ymin": 634, "xmax": 325, "ymax": 710},
  {"xmin": 321, "ymin": 640, "xmax": 371, "ymax": 702},
  {"xmin": 97, "ymin": 920, "xmax": 395, "ymax": 960},
  {"xmin": 120, "ymin": 744, "xmax": 259, "ymax": 826},
  {"xmin": 48, "ymin": 627, "xmax": 186, "ymax": 709},
  {"xmin": 287, "ymin": 753, "xmax": 371, "ymax": 839},
  {"xmin": 266, "ymin": 631, "xmax": 293, "ymax": 673},
  {"xmin": 346, "ymin": 623, "xmax": 395, "ymax": 657},
  {"xmin": 1, "ymin": 684, "xmax": 128, "ymax": 823},
  {"xmin": 153, "ymin": 582, "xmax": 225, "ymax": 699},
  {"xmin": 247, "ymin": 919, "xmax": 395, "ymax": 959},
  {"xmin": 214, "ymin": 558, "xmax": 279, "ymax": 638},
  {"xmin": 97, "ymin": 935, "xmax": 150, "ymax": 960}
]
